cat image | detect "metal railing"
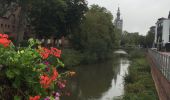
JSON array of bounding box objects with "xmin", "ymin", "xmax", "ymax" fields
[{"xmin": 148, "ymin": 49, "xmax": 170, "ymax": 81}]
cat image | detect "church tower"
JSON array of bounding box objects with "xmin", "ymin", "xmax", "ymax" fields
[
  {"xmin": 114, "ymin": 7, "xmax": 123, "ymax": 33},
  {"xmin": 168, "ymin": 11, "xmax": 170, "ymax": 19}
]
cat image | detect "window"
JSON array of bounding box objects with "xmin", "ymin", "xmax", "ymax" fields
[
  {"xmin": 1, "ymin": 24, "xmax": 3, "ymax": 27},
  {"xmin": 8, "ymin": 25, "xmax": 10, "ymax": 28}
]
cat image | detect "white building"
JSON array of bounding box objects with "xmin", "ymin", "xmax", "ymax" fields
[{"xmin": 154, "ymin": 15, "xmax": 170, "ymax": 50}]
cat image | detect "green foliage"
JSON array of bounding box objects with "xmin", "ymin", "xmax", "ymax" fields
[
  {"xmin": 14, "ymin": 96, "xmax": 21, "ymax": 100},
  {"xmin": 1, "ymin": 0, "xmax": 87, "ymax": 39},
  {"xmin": 29, "ymin": 0, "xmax": 88, "ymax": 37},
  {"xmin": 121, "ymin": 31, "xmax": 145, "ymax": 48},
  {"xmin": 29, "ymin": 0, "xmax": 67, "ymax": 37},
  {"xmin": 71, "ymin": 5, "xmax": 118, "ymax": 63},
  {"xmin": 62, "ymin": 49, "xmax": 83, "ymax": 67},
  {"xmin": 145, "ymin": 28, "xmax": 155, "ymax": 48},
  {"xmin": 0, "ymin": 38, "xmax": 68, "ymax": 99},
  {"xmin": 128, "ymin": 49, "xmax": 145, "ymax": 59},
  {"xmin": 123, "ymin": 49, "xmax": 158, "ymax": 100}
]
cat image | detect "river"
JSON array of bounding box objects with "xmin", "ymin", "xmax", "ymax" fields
[{"xmin": 62, "ymin": 51, "xmax": 130, "ymax": 100}]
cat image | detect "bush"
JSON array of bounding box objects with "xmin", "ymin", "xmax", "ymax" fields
[
  {"xmin": 62, "ymin": 49, "xmax": 83, "ymax": 67},
  {"xmin": 123, "ymin": 49, "xmax": 158, "ymax": 100},
  {"xmin": 0, "ymin": 35, "xmax": 74, "ymax": 100}
]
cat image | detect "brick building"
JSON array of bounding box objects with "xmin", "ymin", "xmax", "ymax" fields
[{"xmin": 0, "ymin": 5, "xmax": 21, "ymax": 40}]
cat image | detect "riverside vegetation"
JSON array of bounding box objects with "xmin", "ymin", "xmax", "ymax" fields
[{"xmin": 123, "ymin": 49, "xmax": 158, "ymax": 100}]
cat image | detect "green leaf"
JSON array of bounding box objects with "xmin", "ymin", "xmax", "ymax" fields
[
  {"xmin": 13, "ymin": 77, "xmax": 21, "ymax": 88},
  {"xmin": 14, "ymin": 96, "xmax": 21, "ymax": 100},
  {"xmin": 38, "ymin": 63, "xmax": 46, "ymax": 69},
  {"xmin": 50, "ymin": 96, "xmax": 55, "ymax": 100},
  {"xmin": 6, "ymin": 70, "xmax": 15, "ymax": 78},
  {"xmin": 57, "ymin": 58, "xmax": 64, "ymax": 67},
  {"xmin": 13, "ymin": 68, "xmax": 20, "ymax": 75}
]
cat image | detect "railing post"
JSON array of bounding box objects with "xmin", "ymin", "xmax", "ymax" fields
[
  {"xmin": 168, "ymin": 56, "xmax": 170, "ymax": 81},
  {"xmin": 165, "ymin": 55, "xmax": 168, "ymax": 79}
]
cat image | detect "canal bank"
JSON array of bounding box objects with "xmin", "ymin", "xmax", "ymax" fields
[{"xmin": 123, "ymin": 49, "xmax": 158, "ymax": 100}]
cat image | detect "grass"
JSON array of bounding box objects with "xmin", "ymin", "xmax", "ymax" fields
[{"xmin": 123, "ymin": 49, "xmax": 158, "ymax": 100}]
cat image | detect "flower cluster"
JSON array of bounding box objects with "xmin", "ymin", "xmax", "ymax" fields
[
  {"xmin": 37, "ymin": 47, "xmax": 61, "ymax": 59},
  {"xmin": 44, "ymin": 92, "xmax": 61, "ymax": 100},
  {"xmin": 0, "ymin": 36, "xmax": 73, "ymax": 100},
  {"xmin": 40, "ymin": 68, "xmax": 59, "ymax": 88},
  {"xmin": 0, "ymin": 33, "xmax": 11, "ymax": 47},
  {"xmin": 57, "ymin": 80, "xmax": 66, "ymax": 89},
  {"xmin": 29, "ymin": 95, "xmax": 41, "ymax": 100}
]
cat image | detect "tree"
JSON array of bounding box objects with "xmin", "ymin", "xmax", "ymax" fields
[
  {"xmin": 1, "ymin": 0, "xmax": 88, "ymax": 39},
  {"xmin": 63, "ymin": 0, "xmax": 88, "ymax": 35},
  {"xmin": 29, "ymin": 0, "xmax": 67, "ymax": 38},
  {"xmin": 145, "ymin": 28, "xmax": 155, "ymax": 48},
  {"xmin": 29, "ymin": 0, "xmax": 88, "ymax": 38},
  {"xmin": 71, "ymin": 5, "xmax": 118, "ymax": 62},
  {"xmin": 121, "ymin": 31, "xmax": 144, "ymax": 47}
]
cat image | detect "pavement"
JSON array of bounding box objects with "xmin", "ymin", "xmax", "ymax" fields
[{"xmin": 159, "ymin": 52, "xmax": 170, "ymax": 56}]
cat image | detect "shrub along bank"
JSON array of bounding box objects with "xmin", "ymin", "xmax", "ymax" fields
[{"xmin": 123, "ymin": 49, "xmax": 158, "ymax": 100}]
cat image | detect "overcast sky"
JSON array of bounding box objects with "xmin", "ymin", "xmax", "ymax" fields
[{"xmin": 87, "ymin": 0, "xmax": 170, "ymax": 35}]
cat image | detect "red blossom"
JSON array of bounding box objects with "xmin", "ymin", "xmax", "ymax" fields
[
  {"xmin": 0, "ymin": 33, "xmax": 8, "ymax": 38},
  {"xmin": 40, "ymin": 68, "xmax": 59, "ymax": 89},
  {"xmin": 40, "ymin": 75, "xmax": 52, "ymax": 88},
  {"xmin": 51, "ymin": 68, "xmax": 59, "ymax": 81},
  {"xmin": 37, "ymin": 47, "xmax": 51, "ymax": 59},
  {"xmin": 0, "ymin": 34, "xmax": 11, "ymax": 47},
  {"xmin": 50, "ymin": 47, "xmax": 61, "ymax": 58},
  {"xmin": 29, "ymin": 95, "xmax": 41, "ymax": 100},
  {"xmin": 37, "ymin": 47, "xmax": 61, "ymax": 59}
]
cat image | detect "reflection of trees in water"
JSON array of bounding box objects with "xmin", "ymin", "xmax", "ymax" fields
[
  {"xmin": 112, "ymin": 57, "xmax": 121, "ymax": 84},
  {"xmin": 63, "ymin": 57, "xmax": 122, "ymax": 100},
  {"xmin": 112, "ymin": 57, "xmax": 129, "ymax": 84}
]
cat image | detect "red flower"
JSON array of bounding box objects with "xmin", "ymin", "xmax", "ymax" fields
[
  {"xmin": 37, "ymin": 47, "xmax": 61, "ymax": 59},
  {"xmin": 40, "ymin": 68, "xmax": 59, "ymax": 89},
  {"xmin": 40, "ymin": 75, "xmax": 52, "ymax": 88},
  {"xmin": 37, "ymin": 47, "xmax": 51, "ymax": 59},
  {"xmin": 0, "ymin": 37, "xmax": 11, "ymax": 47},
  {"xmin": 0, "ymin": 33, "xmax": 8, "ymax": 38},
  {"xmin": 51, "ymin": 68, "xmax": 59, "ymax": 81},
  {"xmin": 29, "ymin": 95, "xmax": 41, "ymax": 100},
  {"xmin": 50, "ymin": 47, "xmax": 61, "ymax": 58}
]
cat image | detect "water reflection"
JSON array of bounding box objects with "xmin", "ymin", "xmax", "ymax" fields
[{"xmin": 62, "ymin": 56, "xmax": 129, "ymax": 100}]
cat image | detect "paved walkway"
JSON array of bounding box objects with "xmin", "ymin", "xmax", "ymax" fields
[{"xmin": 159, "ymin": 52, "xmax": 170, "ymax": 56}]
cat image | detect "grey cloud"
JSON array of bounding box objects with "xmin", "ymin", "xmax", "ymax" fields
[{"xmin": 87, "ymin": 0, "xmax": 170, "ymax": 35}]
